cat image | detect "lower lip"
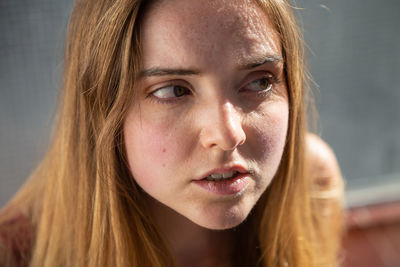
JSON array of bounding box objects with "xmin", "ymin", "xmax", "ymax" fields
[{"xmin": 193, "ymin": 174, "xmax": 250, "ymax": 195}]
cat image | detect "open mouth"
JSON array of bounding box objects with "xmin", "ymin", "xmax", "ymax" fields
[
  {"xmin": 204, "ymin": 171, "xmax": 240, "ymax": 181},
  {"xmin": 193, "ymin": 165, "xmax": 251, "ymax": 195},
  {"xmin": 195, "ymin": 171, "xmax": 250, "ymax": 195}
]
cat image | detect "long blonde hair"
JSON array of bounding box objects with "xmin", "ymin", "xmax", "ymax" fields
[{"xmin": 2, "ymin": 0, "xmax": 341, "ymax": 266}]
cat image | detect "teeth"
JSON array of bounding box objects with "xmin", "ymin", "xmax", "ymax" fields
[
  {"xmin": 210, "ymin": 173, "xmax": 223, "ymax": 179},
  {"xmin": 222, "ymin": 171, "xmax": 236, "ymax": 179},
  {"xmin": 206, "ymin": 171, "xmax": 238, "ymax": 181}
]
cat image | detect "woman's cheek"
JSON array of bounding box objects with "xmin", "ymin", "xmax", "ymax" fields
[
  {"xmin": 254, "ymin": 102, "xmax": 289, "ymax": 166},
  {"xmin": 124, "ymin": 120, "xmax": 168, "ymax": 190},
  {"xmin": 125, "ymin": 114, "xmax": 189, "ymax": 177},
  {"xmin": 133, "ymin": 124, "xmax": 168, "ymax": 163}
]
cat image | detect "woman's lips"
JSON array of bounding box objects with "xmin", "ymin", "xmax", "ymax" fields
[
  {"xmin": 192, "ymin": 173, "xmax": 250, "ymax": 195},
  {"xmin": 196, "ymin": 165, "xmax": 249, "ymax": 181}
]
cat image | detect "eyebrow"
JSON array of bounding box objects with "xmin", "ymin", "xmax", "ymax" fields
[
  {"xmin": 238, "ymin": 54, "xmax": 283, "ymax": 70},
  {"xmin": 139, "ymin": 68, "xmax": 200, "ymax": 78},
  {"xmin": 139, "ymin": 54, "xmax": 283, "ymax": 78}
]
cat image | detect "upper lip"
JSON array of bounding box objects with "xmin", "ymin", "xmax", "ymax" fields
[{"xmin": 195, "ymin": 164, "xmax": 249, "ymax": 181}]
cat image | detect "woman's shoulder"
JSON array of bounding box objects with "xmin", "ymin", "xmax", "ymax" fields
[
  {"xmin": 305, "ymin": 134, "xmax": 344, "ymax": 267},
  {"xmin": 306, "ymin": 132, "xmax": 344, "ymax": 200},
  {"xmin": 0, "ymin": 205, "xmax": 33, "ymax": 267}
]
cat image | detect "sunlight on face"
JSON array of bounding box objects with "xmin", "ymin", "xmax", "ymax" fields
[{"xmin": 124, "ymin": 0, "xmax": 288, "ymax": 230}]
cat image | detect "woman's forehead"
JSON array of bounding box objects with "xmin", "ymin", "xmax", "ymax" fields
[{"xmin": 141, "ymin": 0, "xmax": 282, "ymax": 70}]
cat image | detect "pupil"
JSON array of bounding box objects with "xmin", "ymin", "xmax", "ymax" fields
[
  {"xmin": 260, "ymin": 78, "xmax": 270, "ymax": 89},
  {"xmin": 174, "ymin": 86, "xmax": 186, "ymax": 97}
]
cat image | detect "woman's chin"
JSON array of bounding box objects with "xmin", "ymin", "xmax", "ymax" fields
[
  {"xmin": 196, "ymin": 219, "xmax": 244, "ymax": 231},
  {"xmin": 186, "ymin": 204, "xmax": 251, "ymax": 230}
]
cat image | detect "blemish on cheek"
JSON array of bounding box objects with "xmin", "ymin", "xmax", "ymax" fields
[
  {"xmin": 162, "ymin": 148, "xmax": 166, "ymax": 153},
  {"xmin": 162, "ymin": 163, "xmax": 166, "ymax": 168}
]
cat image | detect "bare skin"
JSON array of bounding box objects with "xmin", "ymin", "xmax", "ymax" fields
[
  {"xmin": 307, "ymin": 133, "xmax": 344, "ymax": 205},
  {"xmin": 148, "ymin": 133, "xmax": 344, "ymax": 267}
]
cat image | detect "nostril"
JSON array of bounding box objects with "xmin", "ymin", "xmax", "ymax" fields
[{"xmin": 237, "ymin": 135, "xmax": 246, "ymax": 146}]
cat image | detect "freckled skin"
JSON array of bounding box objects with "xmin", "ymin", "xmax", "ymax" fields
[{"xmin": 123, "ymin": 0, "xmax": 288, "ymax": 230}]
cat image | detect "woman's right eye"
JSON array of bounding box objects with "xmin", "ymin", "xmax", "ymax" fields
[{"xmin": 151, "ymin": 85, "xmax": 191, "ymax": 99}]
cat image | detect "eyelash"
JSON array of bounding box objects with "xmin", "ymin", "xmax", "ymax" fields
[{"xmin": 146, "ymin": 74, "xmax": 281, "ymax": 104}]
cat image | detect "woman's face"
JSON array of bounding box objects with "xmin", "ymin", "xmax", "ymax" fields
[{"xmin": 124, "ymin": 0, "xmax": 288, "ymax": 230}]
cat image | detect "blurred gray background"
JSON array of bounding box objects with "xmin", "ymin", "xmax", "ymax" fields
[{"xmin": 1, "ymin": 0, "xmax": 399, "ymax": 207}]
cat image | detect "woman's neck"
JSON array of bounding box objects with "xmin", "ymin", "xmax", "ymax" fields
[{"xmin": 148, "ymin": 198, "xmax": 235, "ymax": 267}]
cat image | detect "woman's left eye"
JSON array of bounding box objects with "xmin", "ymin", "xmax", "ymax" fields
[{"xmin": 244, "ymin": 75, "xmax": 275, "ymax": 92}]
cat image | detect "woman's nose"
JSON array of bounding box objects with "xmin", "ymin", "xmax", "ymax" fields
[{"xmin": 199, "ymin": 102, "xmax": 246, "ymax": 151}]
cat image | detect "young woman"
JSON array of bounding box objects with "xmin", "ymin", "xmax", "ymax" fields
[{"xmin": 0, "ymin": 0, "xmax": 344, "ymax": 266}]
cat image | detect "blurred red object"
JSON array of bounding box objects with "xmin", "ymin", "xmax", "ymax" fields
[{"xmin": 342, "ymin": 201, "xmax": 400, "ymax": 267}]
